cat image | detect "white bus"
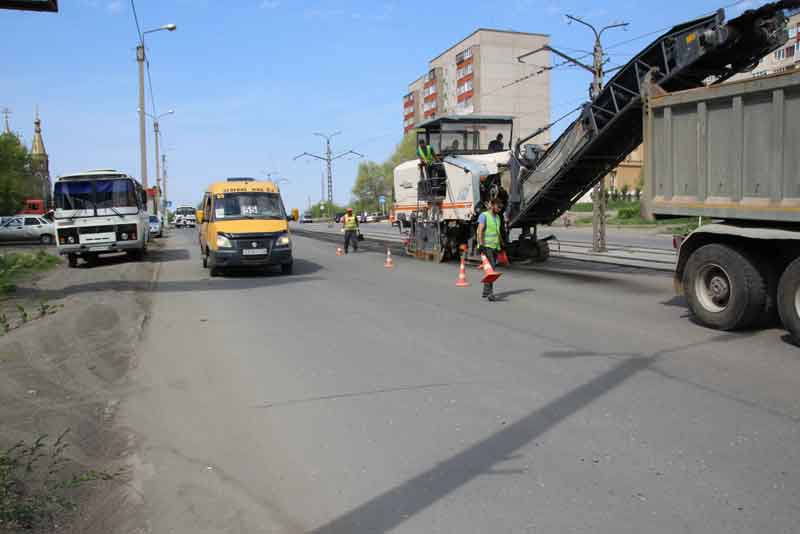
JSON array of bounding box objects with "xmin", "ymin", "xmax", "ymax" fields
[
  {"xmin": 174, "ymin": 204, "xmax": 196, "ymax": 228},
  {"xmin": 54, "ymin": 170, "xmax": 149, "ymax": 267}
]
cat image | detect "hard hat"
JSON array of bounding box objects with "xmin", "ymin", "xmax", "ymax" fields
[{"xmin": 347, "ymin": 207, "xmax": 353, "ymax": 212}]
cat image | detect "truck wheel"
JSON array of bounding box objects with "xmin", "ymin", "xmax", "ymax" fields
[
  {"xmin": 281, "ymin": 262, "xmax": 293, "ymax": 275},
  {"xmin": 777, "ymin": 257, "xmax": 800, "ymax": 342},
  {"xmin": 683, "ymin": 244, "xmax": 767, "ymax": 330},
  {"xmin": 67, "ymin": 254, "xmax": 78, "ymax": 268},
  {"xmin": 40, "ymin": 234, "xmax": 53, "ymax": 245},
  {"xmin": 519, "ymin": 239, "xmax": 550, "ymax": 263}
]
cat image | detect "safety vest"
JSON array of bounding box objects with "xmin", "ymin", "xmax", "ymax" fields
[
  {"xmin": 483, "ymin": 211, "xmax": 501, "ymax": 250},
  {"xmin": 417, "ymin": 145, "xmax": 434, "ymax": 164},
  {"xmin": 344, "ymin": 214, "xmax": 359, "ymax": 231}
]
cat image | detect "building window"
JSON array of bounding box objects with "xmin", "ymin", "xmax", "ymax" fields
[
  {"xmin": 456, "ymin": 47, "xmax": 473, "ymax": 65},
  {"xmin": 426, "ymin": 69, "xmax": 436, "ymax": 82},
  {"xmin": 457, "ymin": 79, "xmax": 473, "ymax": 95},
  {"xmin": 775, "ymin": 48, "xmax": 786, "ymax": 60},
  {"xmin": 787, "ymin": 45, "xmax": 795, "ymax": 58},
  {"xmin": 752, "ymin": 70, "xmax": 768, "ymax": 78},
  {"xmin": 790, "ymin": 25, "xmax": 798, "ymax": 40}
]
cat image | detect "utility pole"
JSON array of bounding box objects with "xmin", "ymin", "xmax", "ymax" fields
[
  {"xmin": 294, "ymin": 131, "xmax": 363, "ymax": 221},
  {"xmin": 161, "ymin": 153, "xmax": 168, "ymax": 215},
  {"xmin": 565, "ymin": 15, "xmax": 628, "ymax": 253},
  {"xmin": 137, "ymin": 44, "xmax": 148, "ymax": 188},
  {"xmin": 137, "ymin": 23, "xmax": 177, "ymax": 189}
]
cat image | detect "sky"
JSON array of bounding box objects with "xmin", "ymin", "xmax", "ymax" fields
[{"xmin": 2, "ymin": 0, "xmax": 755, "ymax": 212}]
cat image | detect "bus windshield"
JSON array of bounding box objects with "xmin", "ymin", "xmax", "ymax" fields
[
  {"xmin": 55, "ymin": 179, "xmax": 138, "ymax": 211},
  {"xmin": 214, "ymin": 192, "xmax": 284, "ymax": 220}
]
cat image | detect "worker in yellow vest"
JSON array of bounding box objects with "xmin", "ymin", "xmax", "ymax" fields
[
  {"xmin": 342, "ymin": 207, "xmax": 360, "ymax": 254},
  {"xmin": 477, "ymin": 198, "xmax": 504, "ymax": 301},
  {"xmin": 417, "ymin": 138, "xmax": 438, "ymax": 179}
]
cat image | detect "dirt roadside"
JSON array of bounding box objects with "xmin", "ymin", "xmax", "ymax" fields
[{"xmin": 0, "ymin": 244, "xmax": 163, "ymax": 533}]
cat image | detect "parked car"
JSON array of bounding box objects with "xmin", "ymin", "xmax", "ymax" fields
[
  {"xmin": 149, "ymin": 214, "xmax": 164, "ymax": 238},
  {"xmin": 301, "ymin": 212, "xmax": 313, "ymax": 223},
  {"xmin": 0, "ymin": 215, "xmax": 55, "ymax": 244}
]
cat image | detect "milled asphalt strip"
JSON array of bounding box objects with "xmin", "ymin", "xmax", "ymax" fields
[{"xmin": 291, "ymin": 227, "xmax": 677, "ymax": 272}]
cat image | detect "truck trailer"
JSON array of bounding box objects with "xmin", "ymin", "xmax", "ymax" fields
[{"xmin": 642, "ymin": 70, "xmax": 800, "ymax": 338}]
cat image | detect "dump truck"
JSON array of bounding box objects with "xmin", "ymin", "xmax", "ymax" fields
[{"xmin": 642, "ymin": 69, "xmax": 800, "ymax": 338}]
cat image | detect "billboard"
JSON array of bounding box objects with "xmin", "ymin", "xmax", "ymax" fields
[{"xmin": 0, "ymin": 0, "xmax": 58, "ymax": 11}]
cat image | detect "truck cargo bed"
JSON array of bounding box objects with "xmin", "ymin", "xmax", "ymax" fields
[{"xmin": 645, "ymin": 70, "xmax": 800, "ymax": 223}]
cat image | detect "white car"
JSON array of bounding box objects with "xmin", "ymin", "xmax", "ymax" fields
[
  {"xmin": 0, "ymin": 215, "xmax": 56, "ymax": 244},
  {"xmin": 149, "ymin": 214, "xmax": 164, "ymax": 238}
]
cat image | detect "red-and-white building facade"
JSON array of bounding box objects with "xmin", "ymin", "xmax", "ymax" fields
[{"xmin": 402, "ymin": 28, "xmax": 551, "ymax": 140}]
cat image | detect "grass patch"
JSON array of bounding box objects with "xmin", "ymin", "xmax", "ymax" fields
[
  {"xmin": 0, "ymin": 431, "xmax": 118, "ymax": 530},
  {"xmin": 0, "ymin": 251, "xmax": 61, "ymax": 294}
]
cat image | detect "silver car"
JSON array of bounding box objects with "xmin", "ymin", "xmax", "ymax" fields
[{"xmin": 0, "ymin": 215, "xmax": 55, "ymax": 244}]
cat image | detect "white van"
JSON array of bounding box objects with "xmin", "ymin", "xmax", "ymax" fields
[{"xmin": 54, "ymin": 170, "xmax": 149, "ymax": 267}]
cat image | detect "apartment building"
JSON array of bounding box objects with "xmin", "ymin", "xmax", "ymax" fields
[
  {"xmin": 730, "ymin": 10, "xmax": 800, "ymax": 81},
  {"xmin": 403, "ymin": 29, "xmax": 551, "ymax": 144}
]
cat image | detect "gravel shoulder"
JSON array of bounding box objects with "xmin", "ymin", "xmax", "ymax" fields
[{"xmin": 0, "ymin": 243, "xmax": 163, "ymax": 533}]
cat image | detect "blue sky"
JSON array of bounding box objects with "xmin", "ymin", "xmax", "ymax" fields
[{"xmin": 2, "ymin": 0, "xmax": 754, "ymax": 211}]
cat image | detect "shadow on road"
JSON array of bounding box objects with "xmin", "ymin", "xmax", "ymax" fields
[
  {"xmin": 492, "ymin": 288, "xmax": 535, "ymax": 301},
  {"xmin": 15, "ymin": 254, "xmax": 325, "ymax": 300},
  {"xmin": 311, "ymin": 334, "xmax": 752, "ymax": 534}
]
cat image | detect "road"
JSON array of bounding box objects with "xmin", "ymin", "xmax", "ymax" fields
[
  {"xmin": 297, "ymin": 222, "xmax": 676, "ymax": 251},
  {"xmin": 122, "ymin": 229, "xmax": 799, "ymax": 533}
]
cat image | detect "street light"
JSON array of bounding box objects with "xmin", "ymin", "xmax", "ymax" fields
[
  {"xmin": 137, "ymin": 23, "xmax": 177, "ymax": 189},
  {"xmin": 260, "ymin": 170, "xmax": 280, "ymax": 180},
  {"xmin": 141, "ymin": 109, "xmax": 174, "ymax": 198}
]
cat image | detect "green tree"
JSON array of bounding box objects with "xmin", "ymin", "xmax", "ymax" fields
[
  {"xmin": 308, "ymin": 201, "xmax": 345, "ymax": 219},
  {"xmin": 0, "ymin": 133, "xmax": 36, "ymax": 216},
  {"xmin": 349, "ymin": 132, "xmax": 417, "ymax": 212},
  {"xmin": 352, "ymin": 161, "xmax": 388, "ymax": 213}
]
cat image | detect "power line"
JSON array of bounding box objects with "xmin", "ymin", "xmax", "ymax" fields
[{"xmin": 129, "ymin": 0, "xmax": 142, "ymax": 41}]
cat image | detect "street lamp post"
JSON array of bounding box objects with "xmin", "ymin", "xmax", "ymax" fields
[
  {"xmin": 137, "ymin": 23, "xmax": 176, "ymax": 188},
  {"xmin": 260, "ymin": 170, "xmax": 280, "ymax": 181},
  {"xmin": 144, "ymin": 110, "xmax": 174, "ymax": 195}
]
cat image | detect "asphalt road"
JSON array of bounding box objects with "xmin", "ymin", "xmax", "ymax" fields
[
  {"xmin": 296, "ymin": 222, "xmax": 676, "ymax": 251},
  {"xmin": 123, "ymin": 229, "xmax": 799, "ymax": 533}
]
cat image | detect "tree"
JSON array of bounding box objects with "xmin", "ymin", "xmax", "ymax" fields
[
  {"xmin": 352, "ymin": 161, "xmax": 388, "ymax": 213},
  {"xmin": 0, "ymin": 133, "xmax": 36, "ymax": 216},
  {"xmin": 308, "ymin": 200, "xmax": 345, "ymax": 219},
  {"xmin": 350, "ymin": 132, "xmax": 417, "ymax": 212}
]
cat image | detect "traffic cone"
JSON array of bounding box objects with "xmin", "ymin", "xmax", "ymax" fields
[
  {"xmin": 336, "ymin": 247, "xmax": 344, "ymax": 256},
  {"xmin": 384, "ymin": 248, "xmax": 394, "ymax": 269},
  {"xmin": 497, "ymin": 250, "xmax": 510, "ymax": 266},
  {"xmin": 455, "ymin": 255, "xmax": 470, "ymax": 287},
  {"xmin": 479, "ymin": 253, "xmax": 502, "ymax": 284}
]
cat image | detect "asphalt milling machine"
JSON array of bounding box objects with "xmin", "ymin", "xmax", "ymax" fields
[{"xmin": 394, "ymin": 1, "xmax": 799, "ymax": 262}]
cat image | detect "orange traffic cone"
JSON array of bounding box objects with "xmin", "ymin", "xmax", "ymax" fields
[
  {"xmin": 384, "ymin": 248, "xmax": 394, "ymax": 269},
  {"xmin": 336, "ymin": 247, "xmax": 344, "ymax": 256},
  {"xmin": 455, "ymin": 255, "xmax": 470, "ymax": 287},
  {"xmin": 479, "ymin": 253, "xmax": 502, "ymax": 284},
  {"xmin": 497, "ymin": 250, "xmax": 510, "ymax": 266}
]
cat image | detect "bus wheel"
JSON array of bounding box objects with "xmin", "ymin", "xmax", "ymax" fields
[{"xmin": 67, "ymin": 254, "xmax": 78, "ymax": 268}]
